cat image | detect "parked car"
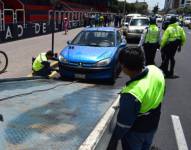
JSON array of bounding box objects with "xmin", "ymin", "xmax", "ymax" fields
[
  {"xmin": 58, "ymin": 27, "xmax": 126, "ymax": 83},
  {"xmin": 126, "ymin": 16, "xmax": 149, "ymax": 43},
  {"xmin": 183, "ymin": 16, "xmax": 191, "ymax": 26},
  {"xmin": 156, "ymin": 15, "xmax": 163, "ymax": 22},
  {"xmin": 188, "ymin": 22, "xmax": 191, "ymax": 29},
  {"xmin": 123, "ymin": 14, "xmax": 142, "ymax": 26}
]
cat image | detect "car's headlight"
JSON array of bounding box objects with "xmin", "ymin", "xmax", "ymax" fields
[
  {"xmin": 96, "ymin": 58, "xmax": 111, "ymax": 67},
  {"xmin": 59, "ymin": 55, "xmax": 68, "ymax": 63}
]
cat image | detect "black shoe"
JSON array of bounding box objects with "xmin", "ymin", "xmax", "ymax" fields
[
  {"xmin": 165, "ymin": 74, "xmax": 179, "ymax": 79},
  {"xmin": 150, "ymin": 145, "xmax": 161, "ymax": 150},
  {"xmin": 0, "ymin": 114, "xmax": 4, "ymax": 121}
]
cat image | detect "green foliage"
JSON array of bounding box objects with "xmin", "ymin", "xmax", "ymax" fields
[
  {"xmin": 176, "ymin": 7, "xmax": 191, "ymax": 14},
  {"xmin": 110, "ymin": 1, "xmax": 148, "ymax": 14}
]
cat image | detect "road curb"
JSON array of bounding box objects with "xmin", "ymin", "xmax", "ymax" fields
[{"xmin": 0, "ymin": 76, "xmax": 44, "ymax": 83}]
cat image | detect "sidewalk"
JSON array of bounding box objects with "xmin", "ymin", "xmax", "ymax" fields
[{"xmin": 0, "ymin": 28, "xmax": 84, "ymax": 79}]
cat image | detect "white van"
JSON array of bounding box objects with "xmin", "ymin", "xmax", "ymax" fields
[{"xmin": 123, "ymin": 13, "xmax": 142, "ymax": 26}]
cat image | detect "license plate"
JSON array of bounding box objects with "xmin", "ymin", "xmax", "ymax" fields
[{"xmin": 74, "ymin": 74, "xmax": 86, "ymax": 79}]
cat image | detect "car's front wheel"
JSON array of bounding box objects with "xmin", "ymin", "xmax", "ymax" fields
[{"xmin": 108, "ymin": 61, "xmax": 121, "ymax": 84}]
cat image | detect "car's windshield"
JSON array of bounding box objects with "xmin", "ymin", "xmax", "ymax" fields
[
  {"xmin": 126, "ymin": 17, "xmax": 131, "ymax": 22},
  {"xmin": 71, "ymin": 31, "xmax": 115, "ymax": 47},
  {"xmin": 130, "ymin": 19, "xmax": 149, "ymax": 26}
]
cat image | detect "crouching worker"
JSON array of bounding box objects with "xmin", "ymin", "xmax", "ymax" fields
[
  {"xmin": 32, "ymin": 51, "xmax": 54, "ymax": 77},
  {"xmin": 107, "ymin": 48, "xmax": 165, "ymax": 150}
]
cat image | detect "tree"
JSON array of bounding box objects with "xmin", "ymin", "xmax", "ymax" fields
[
  {"xmin": 152, "ymin": 5, "xmax": 159, "ymax": 14},
  {"xmin": 176, "ymin": 7, "xmax": 184, "ymax": 14}
]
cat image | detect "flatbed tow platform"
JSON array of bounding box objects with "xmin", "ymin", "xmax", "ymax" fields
[{"xmin": 0, "ymin": 79, "xmax": 120, "ymax": 150}]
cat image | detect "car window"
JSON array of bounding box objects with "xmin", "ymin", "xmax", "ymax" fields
[
  {"xmin": 71, "ymin": 31, "xmax": 115, "ymax": 47},
  {"xmin": 126, "ymin": 17, "xmax": 131, "ymax": 22},
  {"xmin": 117, "ymin": 31, "xmax": 122, "ymax": 45},
  {"xmin": 130, "ymin": 19, "xmax": 149, "ymax": 26}
]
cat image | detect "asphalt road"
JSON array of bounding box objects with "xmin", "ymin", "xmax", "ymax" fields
[
  {"xmin": 114, "ymin": 27, "xmax": 191, "ymax": 150},
  {"xmin": 150, "ymin": 27, "xmax": 191, "ymax": 150}
]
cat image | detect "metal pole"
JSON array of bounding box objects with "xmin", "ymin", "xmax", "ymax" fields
[
  {"xmin": 51, "ymin": 9, "xmax": 55, "ymax": 54},
  {"xmin": 123, "ymin": 0, "xmax": 126, "ymax": 16}
]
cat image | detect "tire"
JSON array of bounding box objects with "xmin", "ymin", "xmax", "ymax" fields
[
  {"xmin": 0, "ymin": 51, "xmax": 8, "ymax": 74},
  {"xmin": 108, "ymin": 61, "xmax": 121, "ymax": 85}
]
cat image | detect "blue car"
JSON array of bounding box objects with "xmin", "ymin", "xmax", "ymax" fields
[{"xmin": 58, "ymin": 27, "xmax": 126, "ymax": 83}]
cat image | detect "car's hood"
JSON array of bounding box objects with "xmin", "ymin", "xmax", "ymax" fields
[{"xmin": 60, "ymin": 45, "xmax": 117, "ymax": 63}]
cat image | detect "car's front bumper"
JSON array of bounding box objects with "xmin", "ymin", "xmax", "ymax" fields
[{"xmin": 58, "ymin": 62, "xmax": 113, "ymax": 80}]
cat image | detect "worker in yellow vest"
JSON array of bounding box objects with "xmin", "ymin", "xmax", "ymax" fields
[
  {"xmin": 160, "ymin": 16, "xmax": 186, "ymax": 78},
  {"xmin": 32, "ymin": 51, "xmax": 54, "ymax": 77},
  {"xmin": 107, "ymin": 48, "xmax": 165, "ymax": 150},
  {"xmin": 140, "ymin": 17, "xmax": 160, "ymax": 65}
]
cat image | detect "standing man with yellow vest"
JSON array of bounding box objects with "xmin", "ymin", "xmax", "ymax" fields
[
  {"xmin": 107, "ymin": 48, "xmax": 165, "ymax": 150},
  {"xmin": 160, "ymin": 16, "xmax": 186, "ymax": 78},
  {"xmin": 32, "ymin": 51, "xmax": 54, "ymax": 77},
  {"xmin": 140, "ymin": 17, "xmax": 160, "ymax": 65}
]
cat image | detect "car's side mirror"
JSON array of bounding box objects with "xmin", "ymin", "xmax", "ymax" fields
[
  {"xmin": 67, "ymin": 40, "xmax": 71, "ymax": 45},
  {"xmin": 125, "ymin": 23, "xmax": 129, "ymax": 27}
]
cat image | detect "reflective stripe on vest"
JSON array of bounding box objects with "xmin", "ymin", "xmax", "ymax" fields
[
  {"xmin": 32, "ymin": 53, "xmax": 47, "ymax": 71},
  {"xmin": 145, "ymin": 25, "xmax": 160, "ymax": 44},
  {"xmin": 121, "ymin": 65, "xmax": 165, "ymax": 114}
]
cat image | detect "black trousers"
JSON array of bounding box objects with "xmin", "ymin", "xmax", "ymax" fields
[
  {"xmin": 34, "ymin": 63, "xmax": 52, "ymax": 77},
  {"xmin": 143, "ymin": 43, "xmax": 159, "ymax": 65},
  {"xmin": 163, "ymin": 40, "xmax": 181, "ymax": 76}
]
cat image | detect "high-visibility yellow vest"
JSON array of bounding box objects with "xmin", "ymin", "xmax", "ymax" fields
[
  {"xmin": 161, "ymin": 23, "xmax": 186, "ymax": 48},
  {"xmin": 145, "ymin": 25, "xmax": 160, "ymax": 44},
  {"xmin": 32, "ymin": 53, "xmax": 47, "ymax": 72},
  {"xmin": 121, "ymin": 65, "xmax": 165, "ymax": 113}
]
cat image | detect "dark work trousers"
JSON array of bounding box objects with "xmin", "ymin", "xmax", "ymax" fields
[
  {"xmin": 34, "ymin": 62, "xmax": 52, "ymax": 77},
  {"xmin": 163, "ymin": 40, "xmax": 181, "ymax": 76},
  {"xmin": 143, "ymin": 43, "xmax": 158, "ymax": 65},
  {"xmin": 121, "ymin": 130, "xmax": 156, "ymax": 150},
  {"xmin": 160, "ymin": 47, "xmax": 167, "ymax": 70}
]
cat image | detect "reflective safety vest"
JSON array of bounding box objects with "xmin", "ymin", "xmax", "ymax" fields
[
  {"xmin": 161, "ymin": 23, "xmax": 186, "ymax": 48},
  {"xmin": 100, "ymin": 16, "xmax": 104, "ymax": 22},
  {"xmin": 121, "ymin": 65, "xmax": 165, "ymax": 114},
  {"xmin": 32, "ymin": 53, "xmax": 47, "ymax": 71},
  {"xmin": 145, "ymin": 25, "xmax": 160, "ymax": 44}
]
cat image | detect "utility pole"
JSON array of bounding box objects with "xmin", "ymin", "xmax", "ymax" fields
[
  {"xmin": 50, "ymin": 0, "xmax": 60, "ymax": 54},
  {"xmin": 123, "ymin": 0, "xmax": 126, "ymax": 16}
]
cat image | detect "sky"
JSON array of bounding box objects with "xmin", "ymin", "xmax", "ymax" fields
[{"xmin": 118, "ymin": 0, "xmax": 165, "ymax": 10}]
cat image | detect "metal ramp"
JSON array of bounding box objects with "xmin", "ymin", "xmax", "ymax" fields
[{"xmin": 0, "ymin": 79, "xmax": 119, "ymax": 150}]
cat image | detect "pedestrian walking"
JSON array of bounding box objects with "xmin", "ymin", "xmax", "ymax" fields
[
  {"xmin": 99, "ymin": 14, "xmax": 104, "ymax": 26},
  {"xmin": 64, "ymin": 17, "xmax": 69, "ymax": 35},
  {"xmin": 140, "ymin": 17, "xmax": 160, "ymax": 65},
  {"xmin": 107, "ymin": 48, "xmax": 165, "ymax": 150},
  {"xmin": 160, "ymin": 16, "xmax": 186, "ymax": 78}
]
